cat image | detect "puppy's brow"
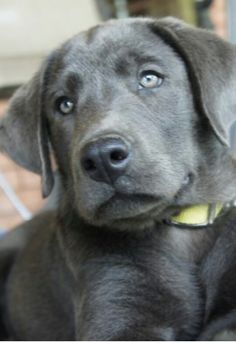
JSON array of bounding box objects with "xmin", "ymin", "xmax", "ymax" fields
[
  {"xmin": 115, "ymin": 52, "xmax": 164, "ymax": 75},
  {"xmin": 65, "ymin": 72, "xmax": 81, "ymax": 93}
]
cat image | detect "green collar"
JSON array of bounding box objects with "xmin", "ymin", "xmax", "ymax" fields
[{"xmin": 165, "ymin": 202, "xmax": 234, "ymax": 228}]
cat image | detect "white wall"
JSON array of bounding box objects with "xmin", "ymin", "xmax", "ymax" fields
[{"xmin": 0, "ymin": 0, "xmax": 101, "ymax": 87}]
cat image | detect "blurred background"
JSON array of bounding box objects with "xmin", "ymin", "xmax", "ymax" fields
[{"xmin": 0, "ymin": 0, "xmax": 235, "ymax": 231}]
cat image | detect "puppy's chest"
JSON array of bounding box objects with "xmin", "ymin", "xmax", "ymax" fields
[{"xmin": 163, "ymin": 225, "xmax": 219, "ymax": 264}]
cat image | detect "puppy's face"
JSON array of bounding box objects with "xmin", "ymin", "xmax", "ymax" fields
[
  {"xmin": 2, "ymin": 18, "xmax": 236, "ymax": 229},
  {"xmin": 44, "ymin": 21, "xmax": 199, "ymax": 228}
]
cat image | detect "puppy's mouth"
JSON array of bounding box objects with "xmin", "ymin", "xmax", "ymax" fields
[
  {"xmin": 90, "ymin": 172, "xmax": 192, "ymax": 226},
  {"xmin": 78, "ymin": 173, "xmax": 194, "ymax": 228},
  {"xmin": 93, "ymin": 193, "xmax": 169, "ymax": 228}
]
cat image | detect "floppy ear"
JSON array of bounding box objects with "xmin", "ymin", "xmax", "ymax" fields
[
  {"xmin": 0, "ymin": 57, "xmax": 54, "ymax": 198},
  {"xmin": 150, "ymin": 17, "xmax": 236, "ymax": 148}
]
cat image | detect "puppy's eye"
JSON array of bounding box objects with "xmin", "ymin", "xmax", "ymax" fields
[
  {"xmin": 139, "ymin": 71, "xmax": 164, "ymax": 89},
  {"xmin": 56, "ymin": 97, "xmax": 74, "ymax": 115}
]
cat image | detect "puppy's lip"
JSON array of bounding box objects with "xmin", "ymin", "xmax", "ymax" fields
[
  {"xmin": 95, "ymin": 193, "xmax": 164, "ymax": 221},
  {"xmin": 91, "ymin": 173, "xmax": 190, "ymax": 223}
]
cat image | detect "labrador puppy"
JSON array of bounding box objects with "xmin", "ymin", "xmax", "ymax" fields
[{"xmin": 0, "ymin": 17, "xmax": 236, "ymax": 340}]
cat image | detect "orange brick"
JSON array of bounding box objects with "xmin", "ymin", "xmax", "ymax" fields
[
  {"xmin": 4, "ymin": 169, "xmax": 41, "ymax": 191},
  {"xmin": 3, "ymin": 170, "xmax": 21, "ymax": 190},
  {"xmin": 0, "ymin": 192, "xmax": 15, "ymax": 213},
  {"xmin": 0, "ymin": 100, "xmax": 8, "ymax": 117},
  {"xmin": 1, "ymin": 215, "xmax": 23, "ymax": 230},
  {"xmin": 0, "ymin": 154, "xmax": 16, "ymax": 172},
  {"xmin": 18, "ymin": 189, "xmax": 44, "ymax": 213},
  {"xmin": 17, "ymin": 170, "xmax": 41, "ymax": 190}
]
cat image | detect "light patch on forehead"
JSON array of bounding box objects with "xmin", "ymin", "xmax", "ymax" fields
[
  {"xmin": 62, "ymin": 17, "xmax": 181, "ymax": 74},
  {"xmin": 85, "ymin": 17, "xmax": 155, "ymax": 48}
]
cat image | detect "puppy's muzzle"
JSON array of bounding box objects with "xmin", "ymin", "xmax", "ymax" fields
[{"xmin": 81, "ymin": 137, "xmax": 131, "ymax": 184}]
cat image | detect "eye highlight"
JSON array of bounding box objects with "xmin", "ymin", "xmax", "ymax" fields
[
  {"xmin": 139, "ymin": 70, "xmax": 164, "ymax": 90},
  {"xmin": 55, "ymin": 96, "xmax": 74, "ymax": 115}
]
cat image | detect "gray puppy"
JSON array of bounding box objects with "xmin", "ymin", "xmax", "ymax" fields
[{"xmin": 0, "ymin": 17, "xmax": 236, "ymax": 340}]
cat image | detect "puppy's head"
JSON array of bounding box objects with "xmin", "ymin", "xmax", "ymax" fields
[{"xmin": 1, "ymin": 18, "xmax": 236, "ymax": 230}]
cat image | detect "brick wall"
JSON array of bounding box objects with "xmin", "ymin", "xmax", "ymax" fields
[{"xmin": 0, "ymin": 99, "xmax": 44, "ymax": 230}]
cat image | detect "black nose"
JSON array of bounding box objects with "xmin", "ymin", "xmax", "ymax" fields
[{"xmin": 81, "ymin": 138, "xmax": 130, "ymax": 183}]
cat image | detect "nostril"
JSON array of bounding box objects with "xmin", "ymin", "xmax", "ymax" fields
[
  {"xmin": 81, "ymin": 137, "xmax": 130, "ymax": 183},
  {"xmin": 83, "ymin": 158, "xmax": 97, "ymax": 172},
  {"xmin": 110, "ymin": 149, "xmax": 128, "ymax": 164}
]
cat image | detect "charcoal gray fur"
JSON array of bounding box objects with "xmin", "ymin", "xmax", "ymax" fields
[{"xmin": 0, "ymin": 17, "xmax": 236, "ymax": 340}]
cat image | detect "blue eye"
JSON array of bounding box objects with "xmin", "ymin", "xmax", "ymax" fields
[
  {"xmin": 139, "ymin": 71, "xmax": 164, "ymax": 89},
  {"xmin": 56, "ymin": 97, "xmax": 74, "ymax": 115}
]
